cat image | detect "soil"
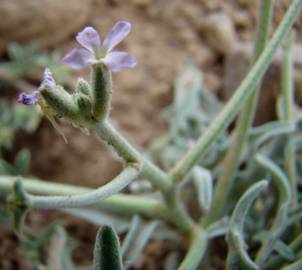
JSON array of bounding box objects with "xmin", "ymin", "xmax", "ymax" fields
[{"xmin": 1, "ymin": 0, "xmax": 300, "ymax": 269}]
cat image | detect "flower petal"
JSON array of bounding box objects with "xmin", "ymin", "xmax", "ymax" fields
[
  {"xmin": 62, "ymin": 48, "xmax": 94, "ymax": 69},
  {"xmin": 103, "ymin": 51, "xmax": 136, "ymax": 72},
  {"xmin": 17, "ymin": 91, "xmax": 39, "ymax": 105},
  {"xmin": 103, "ymin": 21, "xmax": 131, "ymax": 52},
  {"xmin": 76, "ymin": 26, "xmax": 101, "ymax": 52},
  {"xmin": 42, "ymin": 68, "xmax": 56, "ymax": 87}
]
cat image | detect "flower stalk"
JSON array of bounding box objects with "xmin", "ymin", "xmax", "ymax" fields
[
  {"xmin": 281, "ymin": 31, "xmax": 297, "ymax": 207},
  {"xmin": 203, "ymin": 0, "xmax": 274, "ymax": 225}
]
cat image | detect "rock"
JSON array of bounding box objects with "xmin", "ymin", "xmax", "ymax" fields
[
  {"xmin": 0, "ymin": 0, "xmax": 93, "ymax": 53},
  {"xmin": 199, "ymin": 12, "xmax": 237, "ymax": 54},
  {"xmin": 223, "ymin": 42, "xmax": 302, "ymax": 124}
]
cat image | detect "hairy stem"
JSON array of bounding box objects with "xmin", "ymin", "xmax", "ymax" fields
[
  {"xmin": 170, "ymin": 0, "xmax": 302, "ymax": 184},
  {"xmin": 26, "ymin": 164, "xmax": 140, "ymax": 208},
  {"xmin": 0, "ymin": 176, "xmax": 164, "ymax": 217},
  {"xmin": 94, "ymin": 121, "xmax": 172, "ymax": 191},
  {"xmin": 177, "ymin": 227, "xmax": 208, "ymax": 270},
  {"xmin": 203, "ymin": 0, "xmax": 274, "ymax": 225}
]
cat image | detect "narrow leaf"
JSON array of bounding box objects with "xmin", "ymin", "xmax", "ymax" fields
[
  {"xmin": 124, "ymin": 220, "xmax": 159, "ymax": 269},
  {"xmin": 93, "ymin": 225, "xmax": 123, "ymax": 270},
  {"xmin": 193, "ymin": 166, "xmax": 213, "ymax": 211},
  {"xmin": 227, "ymin": 180, "xmax": 268, "ymax": 270},
  {"xmin": 274, "ymin": 240, "xmax": 295, "ymax": 261},
  {"xmin": 121, "ymin": 215, "xmax": 142, "ymax": 256}
]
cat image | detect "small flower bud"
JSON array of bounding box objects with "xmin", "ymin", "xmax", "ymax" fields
[
  {"xmin": 91, "ymin": 63, "xmax": 112, "ymax": 120},
  {"xmin": 74, "ymin": 92, "xmax": 92, "ymax": 117},
  {"xmin": 76, "ymin": 78, "xmax": 91, "ymax": 96},
  {"xmin": 40, "ymin": 84, "xmax": 80, "ymax": 121}
]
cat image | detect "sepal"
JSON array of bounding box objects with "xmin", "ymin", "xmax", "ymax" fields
[{"xmin": 91, "ymin": 63, "xmax": 112, "ymax": 120}]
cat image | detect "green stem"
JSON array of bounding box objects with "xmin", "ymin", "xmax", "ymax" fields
[
  {"xmin": 26, "ymin": 165, "xmax": 140, "ymax": 208},
  {"xmin": 163, "ymin": 186, "xmax": 194, "ymax": 232},
  {"xmin": 280, "ymin": 258, "xmax": 302, "ymax": 270},
  {"xmin": 93, "ymin": 119, "xmax": 186, "ymax": 228},
  {"xmin": 281, "ymin": 31, "xmax": 297, "ymax": 206},
  {"xmin": 0, "ymin": 176, "xmax": 164, "ymax": 217},
  {"xmin": 282, "ymin": 32, "xmax": 295, "ymax": 121},
  {"xmin": 170, "ymin": 0, "xmax": 302, "ymax": 184},
  {"xmin": 94, "ymin": 121, "xmax": 172, "ymax": 191},
  {"xmin": 203, "ymin": 0, "xmax": 274, "ymax": 225},
  {"xmin": 267, "ymin": 234, "xmax": 302, "ymax": 269},
  {"xmin": 177, "ymin": 227, "xmax": 208, "ymax": 270}
]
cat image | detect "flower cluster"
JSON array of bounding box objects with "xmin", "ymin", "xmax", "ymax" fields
[{"xmin": 17, "ymin": 21, "xmax": 136, "ymax": 106}]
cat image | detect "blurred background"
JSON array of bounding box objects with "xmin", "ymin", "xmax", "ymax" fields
[{"xmin": 0, "ymin": 0, "xmax": 302, "ymax": 269}]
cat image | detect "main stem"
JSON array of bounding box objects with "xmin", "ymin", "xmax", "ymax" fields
[
  {"xmin": 93, "ymin": 120, "xmax": 192, "ymax": 231},
  {"xmin": 203, "ymin": 0, "xmax": 274, "ymax": 225},
  {"xmin": 170, "ymin": 0, "xmax": 302, "ymax": 184},
  {"xmin": 94, "ymin": 121, "xmax": 172, "ymax": 192}
]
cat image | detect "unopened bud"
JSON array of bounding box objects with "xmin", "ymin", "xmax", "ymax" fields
[
  {"xmin": 76, "ymin": 78, "xmax": 91, "ymax": 96},
  {"xmin": 40, "ymin": 84, "xmax": 80, "ymax": 121}
]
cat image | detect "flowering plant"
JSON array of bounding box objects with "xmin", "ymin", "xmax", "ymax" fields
[{"xmin": 2, "ymin": 1, "xmax": 302, "ymax": 269}]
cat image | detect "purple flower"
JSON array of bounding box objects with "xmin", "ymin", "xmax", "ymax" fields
[
  {"xmin": 63, "ymin": 21, "xmax": 136, "ymax": 72},
  {"xmin": 17, "ymin": 91, "xmax": 39, "ymax": 105},
  {"xmin": 17, "ymin": 68, "xmax": 55, "ymax": 106}
]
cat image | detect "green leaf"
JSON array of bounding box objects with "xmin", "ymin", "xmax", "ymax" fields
[
  {"xmin": 47, "ymin": 226, "xmax": 75, "ymax": 270},
  {"xmin": 64, "ymin": 208, "xmax": 130, "ymax": 234},
  {"xmin": 274, "ymin": 240, "xmax": 295, "ymax": 261},
  {"xmin": 14, "ymin": 149, "xmax": 31, "ymax": 175},
  {"xmin": 193, "ymin": 166, "xmax": 213, "ymax": 211},
  {"xmin": 227, "ymin": 180, "xmax": 268, "ymax": 270},
  {"xmin": 121, "ymin": 216, "xmax": 142, "ymax": 256},
  {"xmin": 123, "ymin": 220, "xmax": 159, "ymax": 269},
  {"xmin": 93, "ymin": 225, "xmax": 123, "ymax": 270}
]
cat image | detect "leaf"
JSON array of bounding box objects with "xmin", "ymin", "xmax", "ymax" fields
[
  {"xmin": 192, "ymin": 166, "xmax": 213, "ymax": 211},
  {"xmin": 121, "ymin": 216, "xmax": 143, "ymax": 256},
  {"xmin": 274, "ymin": 240, "xmax": 295, "ymax": 261},
  {"xmin": 206, "ymin": 217, "xmax": 229, "ymax": 239},
  {"xmin": 64, "ymin": 208, "xmax": 130, "ymax": 234},
  {"xmin": 123, "ymin": 220, "xmax": 159, "ymax": 269},
  {"xmin": 281, "ymin": 259, "xmax": 302, "ymax": 270},
  {"xmin": 93, "ymin": 225, "xmax": 123, "ymax": 270},
  {"xmin": 47, "ymin": 226, "xmax": 75, "ymax": 270},
  {"xmin": 164, "ymin": 251, "xmax": 180, "ymax": 270},
  {"xmin": 0, "ymin": 159, "xmax": 15, "ymax": 175},
  {"xmin": 255, "ymin": 154, "xmax": 290, "ymax": 211},
  {"xmin": 14, "ymin": 148, "xmax": 31, "ymax": 175},
  {"xmin": 227, "ymin": 180, "xmax": 268, "ymax": 270}
]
